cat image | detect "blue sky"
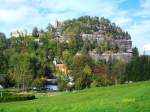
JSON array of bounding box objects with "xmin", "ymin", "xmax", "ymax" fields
[{"xmin": 0, "ymin": 0, "xmax": 150, "ymax": 54}]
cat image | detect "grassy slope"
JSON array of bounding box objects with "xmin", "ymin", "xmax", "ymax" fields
[{"xmin": 0, "ymin": 81, "xmax": 150, "ymax": 112}]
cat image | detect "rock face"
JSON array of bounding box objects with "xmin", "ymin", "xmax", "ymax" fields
[
  {"xmin": 81, "ymin": 32, "xmax": 132, "ymax": 62},
  {"xmin": 114, "ymin": 39, "xmax": 132, "ymax": 52},
  {"xmin": 81, "ymin": 33, "xmax": 132, "ymax": 52},
  {"xmin": 89, "ymin": 51, "xmax": 132, "ymax": 62}
]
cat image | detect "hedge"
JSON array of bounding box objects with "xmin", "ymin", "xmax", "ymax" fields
[{"xmin": 0, "ymin": 94, "xmax": 35, "ymax": 103}]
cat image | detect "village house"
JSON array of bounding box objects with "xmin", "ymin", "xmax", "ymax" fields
[
  {"xmin": 53, "ymin": 58, "xmax": 68, "ymax": 75},
  {"xmin": 55, "ymin": 64, "xmax": 68, "ymax": 75}
]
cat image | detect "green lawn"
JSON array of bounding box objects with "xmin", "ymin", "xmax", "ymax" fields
[{"xmin": 0, "ymin": 81, "xmax": 150, "ymax": 112}]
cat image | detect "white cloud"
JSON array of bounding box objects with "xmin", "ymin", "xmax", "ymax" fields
[
  {"xmin": 128, "ymin": 20, "xmax": 150, "ymax": 54},
  {"xmin": 0, "ymin": 7, "xmax": 28, "ymax": 22},
  {"xmin": 3, "ymin": 0, "xmax": 25, "ymax": 3},
  {"xmin": 144, "ymin": 44, "xmax": 150, "ymax": 51},
  {"xmin": 112, "ymin": 17, "xmax": 132, "ymax": 28},
  {"xmin": 0, "ymin": 0, "xmax": 129, "ymax": 31},
  {"xmin": 135, "ymin": 0, "xmax": 150, "ymax": 18},
  {"xmin": 24, "ymin": 0, "xmax": 128, "ymax": 19},
  {"xmin": 140, "ymin": 0, "xmax": 150, "ymax": 9}
]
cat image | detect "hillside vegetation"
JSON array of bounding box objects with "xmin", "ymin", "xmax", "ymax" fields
[
  {"xmin": 0, "ymin": 81, "xmax": 149, "ymax": 112},
  {"xmin": 1, "ymin": 16, "xmax": 149, "ymax": 92}
]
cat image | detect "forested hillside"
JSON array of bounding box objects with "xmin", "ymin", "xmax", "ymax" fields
[{"xmin": 0, "ymin": 16, "xmax": 149, "ymax": 91}]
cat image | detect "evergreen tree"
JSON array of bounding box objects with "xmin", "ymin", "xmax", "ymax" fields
[
  {"xmin": 32, "ymin": 27, "xmax": 39, "ymax": 38},
  {"xmin": 132, "ymin": 47, "xmax": 139, "ymax": 57}
]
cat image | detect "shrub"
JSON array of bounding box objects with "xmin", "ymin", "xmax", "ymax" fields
[{"xmin": 0, "ymin": 93, "xmax": 35, "ymax": 103}]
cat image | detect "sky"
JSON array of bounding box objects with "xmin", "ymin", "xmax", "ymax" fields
[{"xmin": 0, "ymin": 0, "xmax": 150, "ymax": 55}]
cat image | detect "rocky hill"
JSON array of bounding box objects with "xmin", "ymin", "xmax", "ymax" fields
[{"xmin": 53, "ymin": 16, "xmax": 132, "ymax": 62}]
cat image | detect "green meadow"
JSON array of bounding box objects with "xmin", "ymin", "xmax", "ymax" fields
[{"xmin": 0, "ymin": 81, "xmax": 150, "ymax": 112}]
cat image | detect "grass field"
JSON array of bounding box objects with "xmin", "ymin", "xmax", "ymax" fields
[{"xmin": 0, "ymin": 81, "xmax": 150, "ymax": 112}]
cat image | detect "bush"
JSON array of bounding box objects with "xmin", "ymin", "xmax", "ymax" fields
[
  {"xmin": 90, "ymin": 80, "xmax": 99, "ymax": 88},
  {"xmin": 0, "ymin": 93, "xmax": 35, "ymax": 103},
  {"xmin": 57, "ymin": 78, "xmax": 68, "ymax": 91}
]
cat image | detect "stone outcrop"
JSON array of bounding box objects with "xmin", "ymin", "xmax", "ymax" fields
[{"xmin": 89, "ymin": 51, "xmax": 132, "ymax": 62}]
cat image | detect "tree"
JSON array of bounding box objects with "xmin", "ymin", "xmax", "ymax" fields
[
  {"xmin": 8, "ymin": 53, "xmax": 32, "ymax": 91},
  {"xmin": 57, "ymin": 77, "xmax": 68, "ymax": 91},
  {"xmin": 71, "ymin": 53, "xmax": 92, "ymax": 71},
  {"xmin": 62, "ymin": 50, "xmax": 72, "ymax": 65},
  {"xmin": 83, "ymin": 65, "xmax": 92, "ymax": 76},
  {"xmin": 124, "ymin": 55, "xmax": 150, "ymax": 82},
  {"xmin": 46, "ymin": 23, "xmax": 54, "ymax": 32},
  {"xmin": 70, "ymin": 54, "xmax": 93, "ymax": 89},
  {"xmin": 32, "ymin": 77, "xmax": 47, "ymax": 89},
  {"xmin": 0, "ymin": 33, "xmax": 8, "ymax": 74},
  {"xmin": 81, "ymin": 40, "xmax": 91, "ymax": 54},
  {"xmin": 0, "ymin": 51, "xmax": 8, "ymax": 74},
  {"xmin": 112, "ymin": 61, "xmax": 126, "ymax": 84},
  {"xmin": 91, "ymin": 74, "xmax": 111, "ymax": 87},
  {"xmin": 67, "ymin": 37, "xmax": 78, "ymax": 55},
  {"xmin": 0, "ymin": 33, "xmax": 7, "ymax": 49},
  {"xmin": 82, "ymin": 65, "xmax": 93, "ymax": 87},
  {"xmin": 132, "ymin": 47, "xmax": 139, "ymax": 57},
  {"xmin": 2, "ymin": 74, "xmax": 15, "ymax": 88},
  {"xmin": 29, "ymin": 54, "xmax": 40, "ymax": 78},
  {"xmin": 32, "ymin": 27, "xmax": 39, "ymax": 38}
]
